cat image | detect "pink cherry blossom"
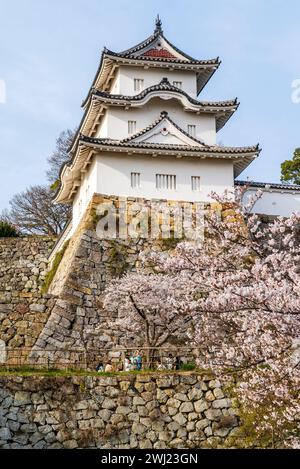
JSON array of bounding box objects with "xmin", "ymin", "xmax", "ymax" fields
[{"xmin": 104, "ymin": 187, "xmax": 300, "ymax": 446}]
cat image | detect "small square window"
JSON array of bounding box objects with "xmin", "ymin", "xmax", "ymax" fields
[
  {"xmin": 131, "ymin": 172, "xmax": 141, "ymax": 189},
  {"xmin": 134, "ymin": 79, "xmax": 144, "ymax": 93},
  {"xmin": 173, "ymin": 81, "xmax": 182, "ymax": 89},
  {"xmin": 128, "ymin": 121, "xmax": 137, "ymax": 135},
  {"xmin": 191, "ymin": 176, "xmax": 201, "ymax": 192},
  {"xmin": 188, "ymin": 125, "xmax": 196, "ymax": 138}
]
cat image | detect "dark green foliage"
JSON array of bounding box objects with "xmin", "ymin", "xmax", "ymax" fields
[
  {"xmin": 281, "ymin": 148, "xmax": 300, "ymax": 185},
  {"xmin": 0, "ymin": 220, "xmax": 19, "ymax": 238}
]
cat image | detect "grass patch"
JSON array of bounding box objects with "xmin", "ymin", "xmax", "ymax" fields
[
  {"xmin": 41, "ymin": 240, "xmax": 69, "ymax": 294},
  {"xmin": 179, "ymin": 362, "xmax": 197, "ymax": 371},
  {"xmin": 0, "ymin": 367, "xmax": 208, "ymax": 378},
  {"xmin": 0, "ymin": 367, "xmax": 109, "ymax": 377}
]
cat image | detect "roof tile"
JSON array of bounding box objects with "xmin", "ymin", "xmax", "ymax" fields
[{"xmin": 141, "ymin": 48, "xmax": 177, "ymax": 59}]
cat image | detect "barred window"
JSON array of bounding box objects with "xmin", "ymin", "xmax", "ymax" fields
[
  {"xmin": 188, "ymin": 125, "xmax": 196, "ymax": 138},
  {"xmin": 156, "ymin": 174, "xmax": 176, "ymax": 190},
  {"xmin": 134, "ymin": 78, "xmax": 144, "ymax": 93},
  {"xmin": 128, "ymin": 121, "xmax": 137, "ymax": 135},
  {"xmin": 191, "ymin": 176, "xmax": 201, "ymax": 192},
  {"xmin": 131, "ymin": 172, "xmax": 141, "ymax": 188}
]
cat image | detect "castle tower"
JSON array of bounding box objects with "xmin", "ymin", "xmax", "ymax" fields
[{"xmin": 54, "ymin": 17, "xmax": 260, "ymax": 240}]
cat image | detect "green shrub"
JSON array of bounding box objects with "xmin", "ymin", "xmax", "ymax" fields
[{"xmin": 0, "ymin": 221, "xmax": 19, "ymax": 238}]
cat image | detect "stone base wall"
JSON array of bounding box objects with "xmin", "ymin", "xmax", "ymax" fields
[
  {"xmin": 30, "ymin": 194, "xmax": 212, "ymax": 365},
  {"xmin": 0, "ymin": 237, "xmax": 56, "ymax": 352},
  {"xmin": 0, "ymin": 373, "xmax": 239, "ymax": 449},
  {"xmin": 0, "ymin": 194, "xmax": 221, "ymax": 366}
]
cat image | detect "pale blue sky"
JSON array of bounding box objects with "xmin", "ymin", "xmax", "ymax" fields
[{"xmin": 0, "ymin": 0, "xmax": 300, "ymax": 210}]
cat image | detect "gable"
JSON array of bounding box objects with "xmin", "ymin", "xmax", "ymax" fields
[
  {"xmin": 133, "ymin": 36, "xmax": 189, "ymax": 61},
  {"xmin": 126, "ymin": 116, "xmax": 205, "ymax": 147}
]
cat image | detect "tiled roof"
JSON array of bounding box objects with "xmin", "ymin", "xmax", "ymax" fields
[
  {"xmin": 235, "ymin": 180, "xmax": 300, "ymax": 191},
  {"xmin": 91, "ymin": 77, "xmax": 238, "ymax": 110},
  {"xmin": 106, "ymin": 48, "xmax": 219, "ymax": 66},
  {"xmin": 79, "ymin": 133, "xmax": 260, "ymax": 156}
]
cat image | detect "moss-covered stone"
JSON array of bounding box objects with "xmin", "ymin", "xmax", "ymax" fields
[{"xmin": 41, "ymin": 240, "xmax": 69, "ymax": 294}]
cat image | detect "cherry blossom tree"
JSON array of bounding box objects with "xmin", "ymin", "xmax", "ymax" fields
[
  {"xmin": 104, "ymin": 272, "xmax": 194, "ymax": 366},
  {"xmin": 104, "ymin": 188, "xmax": 300, "ymax": 447}
]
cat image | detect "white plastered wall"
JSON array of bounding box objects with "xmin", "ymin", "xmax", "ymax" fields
[
  {"xmin": 112, "ymin": 66, "xmax": 198, "ymax": 98},
  {"xmin": 92, "ymin": 153, "xmax": 234, "ymax": 202},
  {"xmin": 72, "ymin": 159, "xmax": 97, "ymax": 230},
  {"xmin": 243, "ymin": 188, "xmax": 300, "ymax": 218}
]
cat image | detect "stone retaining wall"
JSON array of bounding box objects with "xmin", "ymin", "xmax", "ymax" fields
[
  {"xmin": 0, "ymin": 373, "xmax": 239, "ymax": 449},
  {"xmin": 30, "ymin": 194, "xmax": 214, "ymax": 365},
  {"xmin": 0, "ymin": 195, "xmax": 221, "ymax": 366},
  {"xmin": 0, "ymin": 237, "xmax": 55, "ymax": 351}
]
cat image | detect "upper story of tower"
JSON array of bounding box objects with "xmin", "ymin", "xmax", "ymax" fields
[
  {"xmin": 54, "ymin": 17, "xmax": 260, "ymax": 206},
  {"xmin": 82, "ymin": 16, "xmax": 221, "ymax": 104},
  {"xmin": 68, "ymin": 17, "xmax": 238, "ymax": 154}
]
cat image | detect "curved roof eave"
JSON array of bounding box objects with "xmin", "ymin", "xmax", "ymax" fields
[{"xmin": 91, "ymin": 77, "xmax": 238, "ymax": 108}]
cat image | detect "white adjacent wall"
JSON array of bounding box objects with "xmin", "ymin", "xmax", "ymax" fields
[{"xmin": 243, "ymin": 188, "xmax": 300, "ymax": 217}]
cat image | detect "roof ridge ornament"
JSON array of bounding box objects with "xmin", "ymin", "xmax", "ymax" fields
[
  {"xmin": 154, "ymin": 14, "xmax": 163, "ymax": 34},
  {"xmin": 160, "ymin": 77, "xmax": 171, "ymax": 85}
]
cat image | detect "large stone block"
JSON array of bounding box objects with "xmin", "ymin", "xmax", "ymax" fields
[{"xmin": 14, "ymin": 392, "xmax": 31, "ymax": 406}]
